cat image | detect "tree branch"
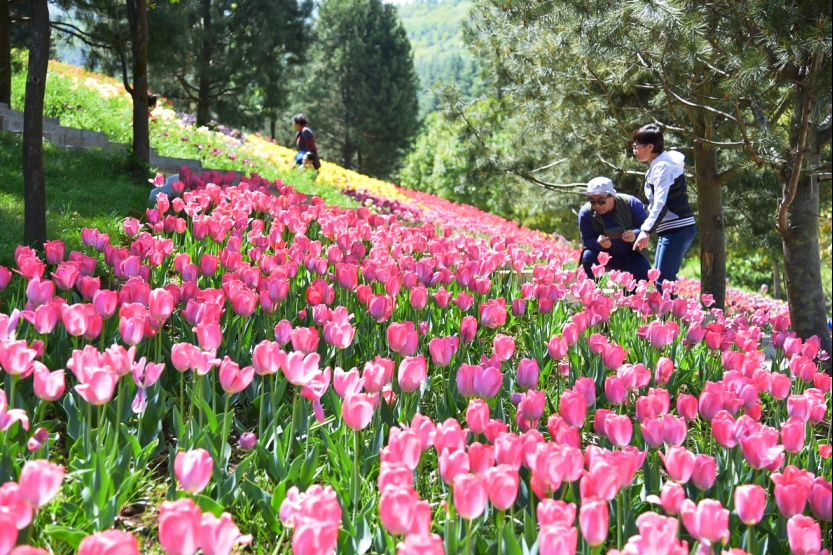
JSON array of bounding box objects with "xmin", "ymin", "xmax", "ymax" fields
[{"xmin": 777, "ymin": 54, "xmax": 821, "ymax": 236}]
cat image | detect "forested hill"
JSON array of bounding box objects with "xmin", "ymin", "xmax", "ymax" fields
[{"xmin": 394, "ymin": 0, "xmax": 480, "ymax": 116}]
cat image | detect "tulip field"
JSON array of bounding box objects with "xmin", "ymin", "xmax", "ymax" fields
[
  {"xmin": 0, "ymin": 57, "xmax": 833, "ymax": 555},
  {"xmin": 0, "ymin": 159, "xmax": 831, "ymax": 555}
]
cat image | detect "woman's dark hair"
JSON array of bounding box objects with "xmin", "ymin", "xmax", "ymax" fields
[
  {"xmin": 633, "ymin": 123, "xmax": 664, "ymax": 154},
  {"xmin": 291, "ymin": 113, "xmax": 309, "ymax": 126}
]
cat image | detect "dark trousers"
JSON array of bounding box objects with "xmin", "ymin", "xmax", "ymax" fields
[{"xmin": 581, "ymin": 249, "xmax": 651, "ymax": 283}]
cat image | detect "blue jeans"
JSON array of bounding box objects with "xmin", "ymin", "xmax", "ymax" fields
[
  {"xmin": 581, "ymin": 249, "xmax": 651, "ymax": 283},
  {"xmin": 655, "ymin": 224, "xmax": 697, "ymax": 289}
]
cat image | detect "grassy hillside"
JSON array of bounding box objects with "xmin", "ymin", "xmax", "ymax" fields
[{"xmin": 395, "ymin": 0, "xmax": 480, "ymax": 115}]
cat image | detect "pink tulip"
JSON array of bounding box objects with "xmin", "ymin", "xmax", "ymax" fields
[
  {"xmin": 734, "ymin": 484, "xmax": 767, "ymax": 525},
  {"xmin": 32, "ymin": 363, "xmax": 65, "ymax": 402},
  {"xmin": 787, "ymin": 515, "xmax": 822, "ymax": 555},
  {"xmin": 18, "ymin": 459, "xmax": 65, "ymax": 508},
  {"xmin": 0, "ymin": 482, "xmax": 34, "ymax": 529},
  {"xmin": 781, "ymin": 415, "xmax": 806, "ymax": 453},
  {"xmin": 75, "ymin": 369, "xmax": 118, "ymax": 405},
  {"xmin": 628, "ymin": 512, "xmax": 682, "ymax": 555},
  {"xmin": 484, "ymin": 464, "xmax": 519, "ymax": 510},
  {"xmin": 493, "ymin": 334, "xmax": 515, "ymax": 361},
  {"xmin": 711, "ymin": 410, "xmax": 738, "ymax": 449},
  {"xmin": 601, "ymin": 343, "xmax": 627, "ymax": 369},
  {"xmin": 739, "ymin": 425, "xmax": 784, "ymax": 469},
  {"xmin": 439, "ymin": 449, "xmax": 470, "ymax": 485},
  {"xmin": 0, "ymin": 340, "xmax": 36, "ymax": 376},
  {"xmin": 771, "ymin": 465, "xmax": 814, "ymax": 518},
  {"xmin": 78, "ymin": 530, "xmax": 140, "ymax": 555},
  {"xmin": 378, "ymin": 486, "xmax": 420, "ymax": 536},
  {"xmin": 466, "ymin": 398, "xmax": 490, "ymax": 435},
  {"xmin": 398, "ymin": 355, "xmax": 427, "ymax": 393},
  {"xmin": 516, "ymin": 358, "xmax": 539, "ymax": 390},
  {"xmin": 646, "ymin": 481, "xmax": 685, "ymax": 516},
  {"xmin": 158, "ymin": 498, "xmax": 202, "ymax": 555},
  {"xmin": 604, "ymin": 376, "xmax": 626, "ymax": 405},
  {"xmin": 387, "ymin": 321, "xmax": 419, "ymax": 356},
  {"xmin": 680, "ymin": 498, "xmax": 730, "ymax": 546},
  {"xmin": 809, "ymin": 477, "xmax": 832, "ymax": 522},
  {"xmin": 218, "ymin": 357, "xmax": 254, "ymax": 394},
  {"xmin": 453, "ymin": 474, "xmax": 487, "ymax": 520},
  {"xmin": 396, "ymin": 534, "xmax": 445, "ymax": 555},
  {"xmin": 603, "ymin": 413, "xmax": 633, "ymax": 447},
  {"xmin": 546, "ymin": 335, "xmax": 569, "ymax": 360},
  {"xmin": 691, "ymin": 454, "xmax": 717, "ymax": 491},
  {"xmin": 252, "ymin": 340, "xmax": 285, "ymax": 376},
  {"xmin": 659, "ymin": 446, "xmax": 695, "ymax": 484},
  {"xmin": 428, "ymin": 336, "xmax": 458, "ymax": 367},
  {"xmin": 0, "ymin": 266, "xmax": 12, "ymax": 292},
  {"xmin": 459, "ymin": 316, "xmax": 477, "ymax": 344},
  {"xmin": 538, "ymin": 524, "xmax": 578, "ymax": 555},
  {"xmin": 174, "ymin": 448, "xmax": 214, "ymax": 494},
  {"xmin": 559, "ymin": 389, "xmax": 587, "ymax": 428},
  {"xmin": 198, "ymin": 512, "xmax": 251, "ymax": 555},
  {"xmin": 342, "ymin": 393, "xmax": 375, "ymax": 431},
  {"xmin": 537, "ymin": 499, "xmax": 577, "ymax": 527},
  {"xmin": 579, "ymin": 498, "xmax": 609, "ymax": 547},
  {"xmin": 0, "ymin": 513, "xmax": 18, "ymax": 555},
  {"xmin": 238, "ymin": 432, "xmax": 256, "ymax": 451},
  {"xmin": 283, "ymin": 352, "xmax": 321, "ymax": 386}
]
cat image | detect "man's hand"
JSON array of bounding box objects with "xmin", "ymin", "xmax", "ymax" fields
[
  {"xmin": 633, "ymin": 230, "xmax": 651, "ymax": 251},
  {"xmin": 621, "ymin": 230, "xmax": 636, "ymax": 243},
  {"xmin": 597, "ymin": 235, "xmax": 612, "ymax": 249}
]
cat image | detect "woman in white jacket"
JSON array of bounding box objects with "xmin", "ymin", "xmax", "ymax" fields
[{"xmin": 631, "ymin": 124, "xmax": 697, "ymax": 291}]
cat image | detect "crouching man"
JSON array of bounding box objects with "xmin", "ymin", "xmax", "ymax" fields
[{"xmin": 578, "ymin": 177, "xmax": 651, "ymax": 283}]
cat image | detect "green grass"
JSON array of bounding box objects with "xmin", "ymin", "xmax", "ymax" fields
[{"xmin": 0, "ymin": 131, "xmax": 151, "ymax": 267}]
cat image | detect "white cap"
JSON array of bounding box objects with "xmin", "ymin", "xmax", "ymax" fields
[{"xmin": 583, "ymin": 177, "xmax": 616, "ymax": 196}]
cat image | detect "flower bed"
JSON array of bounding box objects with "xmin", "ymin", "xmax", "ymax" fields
[{"xmin": 0, "ymin": 168, "xmax": 828, "ymax": 555}]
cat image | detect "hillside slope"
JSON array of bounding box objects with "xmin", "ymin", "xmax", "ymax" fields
[{"xmin": 395, "ymin": 0, "xmax": 480, "ymax": 116}]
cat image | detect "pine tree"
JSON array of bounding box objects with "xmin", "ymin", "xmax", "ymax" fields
[{"xmin": 305, "ymin": 0, "xmax": 420, "ymax": 179}]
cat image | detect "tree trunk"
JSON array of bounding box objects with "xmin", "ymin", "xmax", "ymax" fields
[
  {"xmin": 772, "ymin": 259, "xmax": 781, "ymax": 300},
  {"xmin": 22, "ymin": 0, "xmax": 49, "ymax": 249},
  {"xmin": 780, "ymin": 172, "xmax": 832, "ymax": 373},
  {"xmin": 692, "ymin": 136, "xmax": 726, "ymax": 309},
  {"xmin": 196, "ymin": 0, "xmax": 212, "ymax": 127},
  {"xmin": 127, "ymin": 0, "xmax": 150, "ymax": 164},
  {"xmin": 0, "ymin": 0, "xmax": 10, "ymax": 105}
]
